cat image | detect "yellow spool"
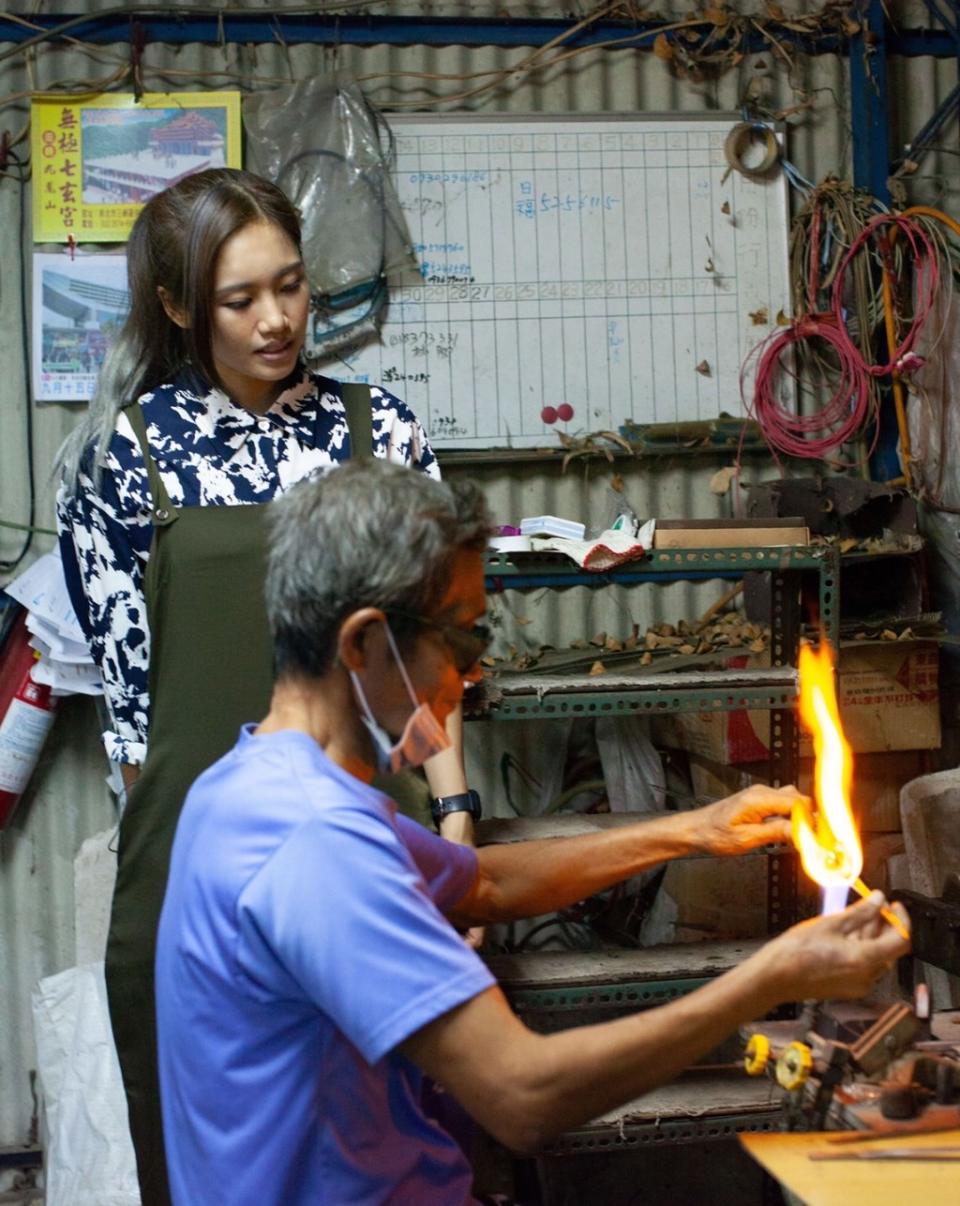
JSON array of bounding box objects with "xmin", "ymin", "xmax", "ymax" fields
[
  {"xmin": 776, "ymin": 1041, "xmax": 813, "ymax": 1091},
  {"xmin": 744, "ymin": 1033, "xmax": 771, "ymax": 1077}
]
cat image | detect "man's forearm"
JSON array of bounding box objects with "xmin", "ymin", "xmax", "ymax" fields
[
  {"xmin": 521, "ymin": 946, "xmax": 782, "ymax": 1143},
  {"xmin": 459, "ymin": 812, "xmax": 701, "ymax": 924},
  {"xmin": 405, "ymin": 943, "xmax": 784, "ymax": 1152}
]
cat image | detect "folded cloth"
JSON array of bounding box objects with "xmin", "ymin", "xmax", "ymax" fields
[{"xmin": 530, "ymin": 519, "xmax": 655, "ymax": 571}]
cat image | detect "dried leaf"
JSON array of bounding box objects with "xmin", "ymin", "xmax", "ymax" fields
[
  {"xmin": 570, "ymin": 639, "xmax": 588, "ymax": 650},
  {"xmin": 854, "ymin": 632, "xmax": 867, "ymax": 641},
  {"xmin": 679, "ymin": 643, "xmax": 696, "ymax": 654},
  {"xmin": 611, "ymin": 472, "xmax": 625, "ymax": 493},
  {"xmin": 657, "ymin": 623, "xmax": 677, "ymax": 637},
  {"xmin": 881, "ymin": 629, "xmax": 898, "ymax": 641},
  {"xmin": 703, "ymin": 5, "xmax": 730, "ymax": 24},
  {"xmin": 839, "ymin": 538, "xmax": 858, "ymax": 554},
  {"xmin": 481, "ymin": 655, "xmax": 497, "ymax": 667},
  {"xmin": 748, "ymin": 306, "xmax": 768, "ymax": 326},
  {"xmin": 653, "ymin": 32, "xmax": 674, "ymax": 61},
  {"xmin": 645, "ymin": 631, "xmax": 660, "ymax": 649},
  {"xmin": 696, "ymin": 360, "xmax": 711, "ymax": 376},
  {"xmin": 721, "ymin": 200, "xmax": 731, "ymax": 215},
  {"xmin": 898, "ymin": 627, "xmax": 915, "ymax": 641},
  {"xmin": 776, "ymin": 308, "xmax": 789, "ymax": 326},
  {"xmin": 640, "ymin": 651, "xmax": 653, "ymax": 666},
  {"xmin": 710, "ymin": 466, "xmax": 737, "ymax": 495},
  {"xmin": 605, "ymin": 636, "xmax": 624, "ymax": 652},
  {"xmin": 842, "ymin": 17, "xmax": 861, "ymax": 36},
  {"xmin": 589, "ymin": 660, "xmax": 606, "ymax": 676},
  {"xmin": 749, "ymin": 638, "xmax": 766, "ymax": 653},
  {"xmin": 624, "ymin": 634, "xmax": 638, "ymax": 651},
  {"xmin": 590, "ymin": 631, "xmax": 608, "ymax": 647}
]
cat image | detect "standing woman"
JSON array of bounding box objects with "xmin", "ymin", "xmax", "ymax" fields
[{"xmin": 56, "ymin": 168, "xmax": 481, "ymax": 1205}]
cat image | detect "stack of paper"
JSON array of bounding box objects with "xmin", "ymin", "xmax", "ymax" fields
[{"xmin": 5, "ymin": 552, "xmax": 102, "ymax": 697}]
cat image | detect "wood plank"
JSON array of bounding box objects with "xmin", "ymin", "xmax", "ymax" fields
[{"xmin": 486, "ymin": 939, "xmax": 764, "ymax": 987}]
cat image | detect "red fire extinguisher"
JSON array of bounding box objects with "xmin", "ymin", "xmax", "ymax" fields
[{"xmin": 0, "ymin": 607, "xmax": 59, "ymax": 828}]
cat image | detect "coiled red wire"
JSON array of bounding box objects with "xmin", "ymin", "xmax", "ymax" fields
[
  {"xmin": 744, "ymin": 315, "xmax": 874, "ymax": 459},
  {"xmin": 745, "ymin": 213, "xmax": 941, "ymax": 459}
]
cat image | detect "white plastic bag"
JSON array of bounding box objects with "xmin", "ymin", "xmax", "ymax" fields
[{"xmin": 32, "ymin": 962, "xmax": 140, "ymax": 1206}]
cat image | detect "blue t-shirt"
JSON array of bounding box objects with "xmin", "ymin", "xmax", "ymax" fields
[{"xmin": 156, "ymin": 726, "xmax": 494, "ymax": 1205}]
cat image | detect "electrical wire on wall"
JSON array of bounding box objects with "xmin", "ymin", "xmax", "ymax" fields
[
  {"xmin": 741, "ymin": 179, "xmax": 960, "ymax": 474},
  {"xmin": 0, "ymin": 145, "xmax": 38, "ymax": 575}
]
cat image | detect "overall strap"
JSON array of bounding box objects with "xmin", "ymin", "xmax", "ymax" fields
[
  {"xmin": 124, "ymin": 402, "xmax": 177, "ymax": 526},
  {"xmin": 340, "ymin": 382, "xmax": 373, "ymax": 462}
]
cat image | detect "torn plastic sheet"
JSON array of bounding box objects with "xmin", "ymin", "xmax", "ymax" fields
[{"xmin": 244, "ymin": 74, "xmax": 416, "ymax": 351}]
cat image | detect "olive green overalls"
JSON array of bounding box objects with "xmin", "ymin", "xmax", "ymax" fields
[{"xmin": 104, "ymin": 385, "xmax": 430, "ymax": 1205}]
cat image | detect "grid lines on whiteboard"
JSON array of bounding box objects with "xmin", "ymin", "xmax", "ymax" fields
[{"xmin": 325, "ymin": 120, "xmax": 787, "ymax": 449}]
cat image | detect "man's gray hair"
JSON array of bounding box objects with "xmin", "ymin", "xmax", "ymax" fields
[{"xmin": 265, "ymin": 460, "xmax": 491, "ymax": 679}]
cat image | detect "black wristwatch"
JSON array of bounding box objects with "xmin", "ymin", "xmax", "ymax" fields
[{"xmin": 430, "ymin": 789, "xmax": 482, "ymax": 830}]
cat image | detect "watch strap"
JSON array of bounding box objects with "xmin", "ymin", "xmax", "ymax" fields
[{"xmin": 430, "ymin": 789, "xmax": 482, "ymax": 828}]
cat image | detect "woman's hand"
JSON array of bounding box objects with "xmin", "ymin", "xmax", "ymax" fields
[{"xmin": 692, "ymin": 783, "xmax": 803, "ymax": 856}]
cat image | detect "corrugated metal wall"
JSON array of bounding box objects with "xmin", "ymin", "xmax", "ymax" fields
[{"xmin": 1, "ymin": 0, "xmax": 957, "ymax": 1151}]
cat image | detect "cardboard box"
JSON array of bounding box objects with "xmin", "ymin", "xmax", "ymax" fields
[
  {"xmin": 655, "ymin": 640, "xmax": 940, "ymax": 763},
  {"xmin": 661, "ymin": 856, "xmax": 771, "ymax": 941},
  {"xmin": 653, "ymin": 517, "xmax": 809, "ymax": 549}
]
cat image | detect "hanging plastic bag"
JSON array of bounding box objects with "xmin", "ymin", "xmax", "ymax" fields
[{"xmin": 244, "ymin": 74, "xmax": 417, "ymax": 350}]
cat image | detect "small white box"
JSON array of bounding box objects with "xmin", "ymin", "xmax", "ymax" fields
[{"xmin": 519, "ymin": 515, "xmax": 586, "ymax": 540}]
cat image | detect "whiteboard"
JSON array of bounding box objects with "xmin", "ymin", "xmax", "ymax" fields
[{"xmin": 313, "ymin": 114, "xmax": 790, "ymax": 449}]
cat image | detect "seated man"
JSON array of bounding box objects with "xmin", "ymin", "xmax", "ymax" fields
[{"xmin": 156, "ymin": 460, "xmax": 909, "ymax": 1206}]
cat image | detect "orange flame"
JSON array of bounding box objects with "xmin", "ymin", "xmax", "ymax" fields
[{"xmin": 793, "ymin": 640, "xmax": 863, "ymax": 888}]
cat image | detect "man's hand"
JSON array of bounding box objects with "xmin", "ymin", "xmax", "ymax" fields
[
  {"xmin": 757, "ymin": 890, "xmax": 911, "ymax": 1003},
  {"xmin": 691, "ymin": 783, "xmax": 802, "ymax": 856}
]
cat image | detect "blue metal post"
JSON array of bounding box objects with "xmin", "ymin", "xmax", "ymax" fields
[{"xmin": 850, "ymin": 0, "xmax": 892, "ymax": 205}]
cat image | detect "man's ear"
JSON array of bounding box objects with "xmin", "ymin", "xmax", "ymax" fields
[
  {"xmin": 157, "ymin": 286, "xmax": 189, "ymax": 329},
  {"xmin": 337, "ymin": 608, "xmax": 386, "ymax": 673}
]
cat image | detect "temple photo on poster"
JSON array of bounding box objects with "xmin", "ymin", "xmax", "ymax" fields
[
  {"xmin": 30, "ymin": 92, "xmax": 241, "ymax": 242},
  {"xmin": 81, "ymin": 107, "xmax": 228, "ymax": 204},
  {"xmin": 32, "ymin": 252, "xmax": 129, "ymax": 402}
]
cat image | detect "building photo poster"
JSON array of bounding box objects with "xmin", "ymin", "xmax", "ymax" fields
[
  {"xmin": 31, "ymin": 91, "xmax": 241, "ymax": 243},
  {"xmin": 32, "ymin": 252, "xmax": 129, "ymax": 402}
]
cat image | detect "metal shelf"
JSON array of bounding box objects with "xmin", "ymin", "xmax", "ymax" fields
[
  {"xmin": 466, "ymin": 666, "xmax": 797, "ymax": 721},
  {"xmin": 484, "ymin": 544, "xmax": 839, "ymax": 647}
]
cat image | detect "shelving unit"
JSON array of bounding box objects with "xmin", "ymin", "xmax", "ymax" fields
[{"xmin": 471, "ymin": 543, "xmax": 838, "ymax": 1161}]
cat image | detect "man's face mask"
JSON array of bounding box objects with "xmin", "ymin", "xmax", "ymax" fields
[{"xmin": 350, "ymin": 622, "xmax": 451, "ymax": 774}]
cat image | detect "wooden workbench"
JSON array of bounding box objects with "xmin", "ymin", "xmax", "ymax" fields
[{"xmin": 740, "ymin": 1128, "xmax": 960, "ymax": 1206}]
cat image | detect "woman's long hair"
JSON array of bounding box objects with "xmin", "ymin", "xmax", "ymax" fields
[{"xmin": 57, "ymin": 168, "xmax": 303, "ymax": 493}]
